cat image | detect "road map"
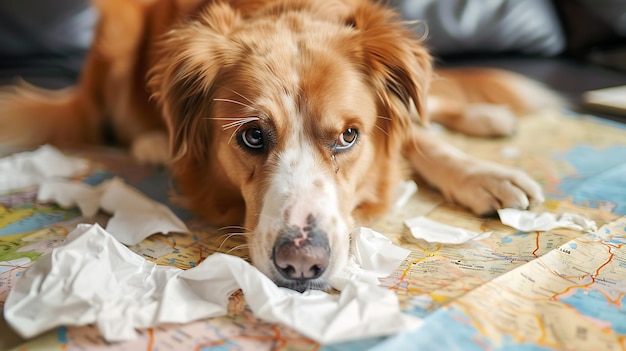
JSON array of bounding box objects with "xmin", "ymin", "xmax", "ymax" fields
[{"xmin": 1, "ymin": 111, "xmax": 625, "ymax": 350}]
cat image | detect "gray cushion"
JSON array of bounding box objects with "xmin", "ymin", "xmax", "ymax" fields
[
  {"xmin": 0, "ymin": 0, "xmax": 96, "ymax": 57},
  {"xmin": 391, "ymin": 0, "xmax": 566, "ymax": 56}
]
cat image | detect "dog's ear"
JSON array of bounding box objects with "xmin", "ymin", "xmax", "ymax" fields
[
  {"xmin": 347, "ymin": 2, "xmax": 432, "ymax": 132},
  {"xmin": 148, "ymin": 2, "xmax": 242, "ymax": 162}
]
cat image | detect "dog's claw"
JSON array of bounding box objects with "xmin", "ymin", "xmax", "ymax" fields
[{"xmin": 444, "ymin": 159, "xmax": 543, "ymax": 216}]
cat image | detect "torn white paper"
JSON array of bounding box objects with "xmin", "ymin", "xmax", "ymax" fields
[
  {"xmin": 0, "ymin": 145, "xmax": 89, "ymax": 193},
  {"xmin": 497, "ymin": 208, "xmax": 597, "ymax": 232},
  {"xmin": 4, "ymin": 224, "xmax": 421, "ymax": 344},
  {"xmin": 37, "ymin": 179, "xmax": 103, "ymax": 216},
  {"xmin": 394, "ymin": 180, "xmax": 418, "ymax": 210},
  {"xmin": 331, "ymin": 227, "xmax": 411, "ymax": 289},
  {"xmin": 37, "ymin": 177, "xmax": 189, "ymax": 245},
  {"xmin": 404, "ymin": 216, "xmax": 492, "ymax": 244}
]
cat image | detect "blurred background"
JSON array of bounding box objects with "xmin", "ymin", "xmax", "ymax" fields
[{"xmin": 1, "ymin": 0, "xmax": 625, "ymax": 120}]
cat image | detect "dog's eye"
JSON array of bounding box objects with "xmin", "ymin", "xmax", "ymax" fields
[
  {"xmin": 336, "ymin": 128, "xmax": 358, "ymax": 150},
  {"xmin": 239, "ymin": 128, "xmax": 264, "ymax": 150}
]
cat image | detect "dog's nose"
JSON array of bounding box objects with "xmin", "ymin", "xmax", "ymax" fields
[{"xmin": 273, "ymin": 235, "xmax": 330, "ymax": 280}]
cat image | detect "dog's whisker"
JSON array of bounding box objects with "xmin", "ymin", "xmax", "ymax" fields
[
  {"xmin": 216, "ymin": 230, "xmax": 253, "ymax": 243},
  {"xmin": 226, "ymin": 243, "xmax": 250, "ymax": 254},
  {"xmin": 216, "ymin": 225, "xmax": 250, "ymax": 232},
  {"xmin": 219, "ymin": 87, "xmax": 255, "ymax": 105},
  {"xmin": 204, "ymin": 117, "xmax": 253, "ymax": 121},
  {"xmin": 204, "ymin": 116, "xmax": 260, "ymax": 131},
  {"xmin": 205, "ymin": 115, "xmax": 259, "ymax": 144},
  {"xmin": 376, "ymin": 115, "xmax": 392, "ymax": 121},
  {"xmin": 374, "ymin": 124, "xmax": 389, "ymax": 136},
  {"xmin": 227, "ymin": 122, "xmax": 248, "ymax": 145},
  {"xmin": 223, "ymin": 117, "xmax": 259, "ymax": 130},
  {"xmin": 213, "ymin": 98, "xmax": 256, "ymax": 111},
  {"xmin": 216, "ymin": 231, "xmax": 252, "ymax": 242}
]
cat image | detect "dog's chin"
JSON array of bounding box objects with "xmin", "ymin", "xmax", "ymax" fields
[{"xmin": 272, "ymin": 273, "xmax": 331, "ymax": 293}]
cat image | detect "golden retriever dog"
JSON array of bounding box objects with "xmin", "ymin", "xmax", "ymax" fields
[{"xmin": 0, "ymin": 0, "xmax": 556, "ymax": 292}]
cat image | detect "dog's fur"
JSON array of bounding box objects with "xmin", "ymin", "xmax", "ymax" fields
[{"xmin": 0, "ymin": 0, "xmax": 557, "ymax": 291}]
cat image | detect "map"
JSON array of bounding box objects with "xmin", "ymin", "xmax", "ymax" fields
[{"xmin": 1, "ymin": 110, "xmax": 626, "ymax": 350}]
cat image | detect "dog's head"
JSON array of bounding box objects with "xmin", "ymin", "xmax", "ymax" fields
[{"xmin": 149, "ymin": 0, "xmax": 431, "ymax": 292}]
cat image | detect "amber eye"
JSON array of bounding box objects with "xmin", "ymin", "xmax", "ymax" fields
[
  {"xmin": 336, "ymin": 128, "xmax": 358, "ymax": 151},
  {"xmin": 239, "ymin": 128, "xmax": 264, "ymax": 150}
]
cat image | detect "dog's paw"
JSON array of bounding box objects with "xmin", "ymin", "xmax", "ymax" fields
[
  {"xmin": 459, "ymin": 104, "xmax": 518, "ymax": 137},
  {"xmin": 130, "ymin": 131, "xmax": 170, "ymax": 165},
  {"xmin": 443, "ymin": 160, "xmax": 544, "ymax": 216}
]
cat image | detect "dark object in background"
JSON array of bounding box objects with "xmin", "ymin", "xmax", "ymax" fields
[
  {"xmin": 553, "ymin": 0, "xmax": 626, "ymax": 60},
  {"xmin": 0, "ymin": 0, "xmax": 96, "ymax": 88},
  {"xmin": 0, "ymin": 0, "xmax": 625, "ymax": 118}
]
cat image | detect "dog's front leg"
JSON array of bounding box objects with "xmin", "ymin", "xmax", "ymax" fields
[{"xmin": 402, "ymin": 126, "xmax": 544, "ymax": 215}]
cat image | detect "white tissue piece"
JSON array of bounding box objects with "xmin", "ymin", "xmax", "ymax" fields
[
  {"xmin": 37, "ymin": 177, "xmax": 189, "ymax": 245},
  {"xmin": 394, "ymin": 180, "xmax": 418, "ymax": 209},
  {"xmin": 331, "ymin": 227, "xmax": 411, "ymax": 289},
  {"xmin": 0, "ymin": 145, "xmax": 89, "ymax": 193},
  {"xmin": 4, "ymin": 224, "xmax": 422, "ymax": 344},
  {"xmin": 37, "ymin": 180, "xmax": 104, "ymax": 216},
  {"xmin": 404, "ymin": 216, "xmax": 492, "ymax": 244},
  {"xmin": 497, "ymin": 208, "xmax": 597, "ymax": 232}
]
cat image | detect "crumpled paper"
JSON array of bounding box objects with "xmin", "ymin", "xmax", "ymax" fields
[
  {"xmin": 0, "ymin": 145, "xmax": 89, "ymax": 193},
  {"xmin": 393, "ymin": 180, "xmax": 418, "ymax": 210},
  {"xmin": 404, "ymin": 216, "xmax": 492, "ymax": 244},
  {"xmin": 37, "ymin": 177, "xmax": 189, "ymax": 245},
  {"xmin": 3, "ymin": 145, "xmax": 418, "ymax": 343},
  {"xmin": 497, "ymin": 208, "xmax": 597, "ymax": 232},
  {"xmin": 4, "ymin": 224, "xmax": 421, "ymax": 344},
  {"xmin": 331, "ymin": 227, "xmax": 411, "ymax": 289}
]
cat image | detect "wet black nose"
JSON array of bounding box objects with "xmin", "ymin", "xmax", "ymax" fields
[
  {"xmin": 273, "ymin": 225, "xmax": 330, "ymax": 281},
  {"xmin": 273, "ymin": 240, "xmax": 330, "ymax": 280}
]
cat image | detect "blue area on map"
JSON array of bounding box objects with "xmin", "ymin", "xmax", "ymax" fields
[
  {"xmin": 569, "ymin": 243, "xmax": 577, "ymax": 249},
  {"xmin": 559, "ymin": 289, "xmax": 626, "ymax": 334},
  {"xmin": 368, "ymin": 309, "xmax": 557, "ymax": 351},
  {"xmin": 0, "ymin": 209, "xmax": 80, "ymax": 236},
  {"xmin": 83, "ymin": 171, "xmax": 115, "ymax": 186},
  {"xmin": 501, "ymin": 237, "xmax": 513, "ymax": 243},
  {"xmin": 200, "ymin": 342, "xmax": 232, "ymax": 351},
  {"xmin": 321, "ymin": 336, "xmax": 387, "ymax": 351},
  {"xmin": 553, "ymin": 145, "xmax": 626, "ymax": 215},
  {"xmin": 56, "ymin": 326, "xmax": 68, "ymax": 343},
  {"xmin": 403, "ymin": 303, "xmax": 431, "ymax": 318}
]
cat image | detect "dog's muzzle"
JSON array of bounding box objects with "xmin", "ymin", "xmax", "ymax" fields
[{"xmin": 271, "ymin": 216, "xmax": 330, "ymax": 292}]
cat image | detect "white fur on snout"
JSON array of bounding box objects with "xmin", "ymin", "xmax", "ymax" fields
[{"xmin": 251, "ymin": 135, "xmax": 350, "ymax": 286}]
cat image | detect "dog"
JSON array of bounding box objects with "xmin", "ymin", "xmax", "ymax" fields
[{"xmin": 0, "ymin": 0, "xmax": 557, "ymax": 292}]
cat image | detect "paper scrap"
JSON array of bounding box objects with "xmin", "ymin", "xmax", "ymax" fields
[
  {"xmin": 404, "ymin": 216, "xmax": 492, "ymax": 244},
  {"xmin": 394, "ymin": 180, "xmax": 418, "ymax": 209},
  {"xmin": 37, "ymin": 180, "xmax": 103, "ymax": 216},
  {"xmin": 331, "ymin": 227, "xmax": 411, "ymax": 289},
  {"xmin": 0, "ymin": 145, "xmax": 89, "ymax": 193},
  {"xmin": 498, "ymin": 208, "xmax": 597, "ymax": 232},
  {"xmin": 5, "ymin": 224, "xmax": 422, "ymax": 344},
  {"xmin": 37, "ymin": 177, "xmax": 189, "ymax": 245}
]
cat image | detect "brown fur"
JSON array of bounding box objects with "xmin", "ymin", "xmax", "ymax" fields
[{"xmin": 0, "ymin": 0, "xmax": 552, "ymax": 290}]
